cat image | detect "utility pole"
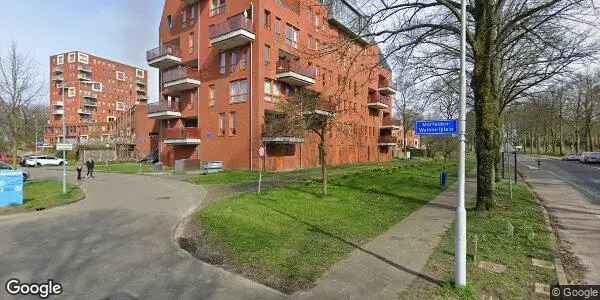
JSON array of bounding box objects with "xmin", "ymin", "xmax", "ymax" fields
[
  {"xmin": 61, "ymin": 83, "xmax": 67, "ymax": 195},
  {"xmin": 455, "ymin": 0, "xmax": 468, "ymax": 288}
]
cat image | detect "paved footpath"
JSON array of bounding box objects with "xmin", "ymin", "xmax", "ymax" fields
[
  {"xmin": 292, "ymin": 177, "xmax": 477, "ymax": 300},
  {"xmin": 0, "ymin": 169, "xmax": 285, "ymax": 300},
  {"xmin": 519, "ymin": 155, "xmax": 600, "ymax": 284}
]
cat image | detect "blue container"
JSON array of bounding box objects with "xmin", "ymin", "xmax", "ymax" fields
[
  {"xmin": 440, "ymin": 171, "xmax": 449, "ymax": 190},
  {"xmin": 0, "ymin": 170, "xmax": 24, "ymax": 207}
]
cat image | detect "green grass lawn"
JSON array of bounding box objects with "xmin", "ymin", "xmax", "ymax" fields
[
  {"xmin": 189, "ymin": 160, "xmax": 401, "ymax": 185},
  {"xmin": 195, "ymin": 159, "xmax": 462, "ymax": 293},
  {"xmin": 401, "ymin": 181, "xmax": 557, "ymax": 299},
  {"xmin": 0, "ymin": 180, "xmax": 84, "ymax": 215}
]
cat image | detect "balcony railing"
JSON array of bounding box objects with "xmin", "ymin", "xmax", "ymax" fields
[
  {"xmin": 378, "ymin": 135, "xmax": 398, "ymax": 145},
  {"xmin": 78, "ymin": 73, "xmax": 92, "ymax": 81},
  {"xmin": 161, "ymin": 66, "xmax": 195, "ymax": 84},
  {"xmin": 368, "ymin": 94, "xmax": 392, "ymax": 108},
  {"xmin": 148, "ymin": 101, "xmax": 179, "ymax": 114},
  {"xmin": 161, "ymin": 127, "xmax": 201, "ymax": 140},
  {"xmin": 55, "ymin": 66, "xmax": 63, "ymax": 73},
  {"xmin": 276, "ymin": 60, "xmax": 316, "ymax": 80},
  {"xmin": 146, "ymin": 45, "xmax": 181, "ymax": 62},
  {"xmin": 136, "ymin": 78, "xmax": 146, "ymax": 86},
  {"xmin": 209, "ymin": 14, "xmax": 254, "ymax": 40},
  {"xmin": 78, "ymin": 108, "xmax": 93, "ymax": 115},
  {"xmin": 78, "ymin": 64, "xmax": 92, "ymax": 73},
  {"xmin": 382, "ymin": 117, "xmax": 402, "ymax": 127},
  {"xmin": 52, "ymin": 75, "xmax": 64, "ymax": 82},
  {"xmin": 81, "ymin": 90, "xmax": 97, "ymax": 99},
  {"xmin": 262, "ymin": 113, "xmax": 304, "ymax": 144}
]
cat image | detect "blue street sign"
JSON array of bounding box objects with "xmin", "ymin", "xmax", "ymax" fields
[
  {"xmin": 0, "ymin": 170, "xmax": 24, "ymax": 207},
  {"xmin": 416, "ymin": 119, "xmax": 459, "ymax": 135}
]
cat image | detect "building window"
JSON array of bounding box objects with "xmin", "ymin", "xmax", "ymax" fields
[
  {"xmin": 68, "ymin": 52, "xmax": 76, "ymax": 63},
  {"xmin": 218, "ymin": 113, "xmax": 227, "ymax": 136},
  {"xmin": 107, "ymin": 116, "xmax": 116, "ymax": 123},
  {"xmin": 308, "ymin": 35, "xmax": 315, "ymax": 50},
  {"xmin": 219, "ymin": 52, "xmax": 226, "ymax": 74},
  {"xmin": 264, "ymin": 44, "xmax": 270, "ymax": 65},
  {"xmin": 116, "ymin": 71, "xmax": 126, "ymax": 81},
  {"xmin": 264, "ymin": 10, "xmax": 272, "ymax": 29},
  {"xmin": 67, "ymin": 87, "xmax": 76, "ymax": 98},
  {"xmin": 167, "ymin": 15, "xmax": 173, "ymax": 29},
  {"xmin": 116, "ymin": 101, "xmax": 125, "ymax": 111},
  {"xmin": 264, "ymin": 79, "xmax": 281, "ymax": 102},
  {"xmin": 231, "ymin": 50, "xmax": 238, "ymax": 73},
  {"xmin": 285, "ymin": 24, "xmax": 299, "ymax": 48},
  {"xmin": 190, "ymin": 4, "xmax": 197, "ymax": 20},
  {"xmin": 229, "ymin": 112, "xmax": 237, "ymax": 135},
  {"xmin": 211, "ymin": 0, "xmax": 226, "ymax": 17},
  {"xmin": 230, "ymin": 79, "xmax": 248, "ymax": 103},
  {"xmin": 78, "ymin": 53, "xmax": 89, "ymax": 64},
  {"xmin": 56, "ymin": 55, "xmax": 64, "ymax": 65},
  {"xmin": 189, "ymin": 32, "xmax": 195, "ymax": 53},
  {"xmin": 136, "ymin": 69, "xmax": 145, "ymax": 78},
  {"xmin": 209, "ymin": 85, "xmax": 216, "ymax": 107},
  {"xmin": 92, "ymin": 82, "xmax": 103, "ymax": 92},
  {"xmin": 275, "ymin": 17, "xmax": 282, "ymax": 36}
]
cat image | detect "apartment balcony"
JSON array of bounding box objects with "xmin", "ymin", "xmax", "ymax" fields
[
  {"xmin": 161, "ymin": 66, "xmax": 201, "ymax": 93},
  {"xmin": 138, "ymin": 94, "xmax": 148, "ymax": 101},
  {"xmin": 147, "ymin": 45, "xmax": 182, "ymax": 69},
  {"xmin": 368, "ymin": 93, "xmax": 391, "ymax": 110},
  {"xmin": 136, "ymin": 79, "xmax": 146, "ymax": 86},
  {"xmin": 83, "ymin": 100, "xmax": 97, "ymax": 107},
  {"xmin": 209, "ymin": 14, "xmax": 256, "ymax": 50},
  {"xmin": 275, "ymin": 60, "xmax": 316, "ymax": 86},
  {"xmin": 378, "ymin": 82, "xmax": 397, "ymax": 96},
  {"xmin": 78, "ymin": 64, "xmax": 92, "ymax": 73},
  {"xmin": 78, "ymin": 73, "xmax": 92, "ymax": 81},
  {"xmin": 53, "ymin": 101, "xmax": 64, "ymax": 107},
  {"xmin": 161, "ymin": 127, "xmax": 201, "ymax": 145},
  {"xmin": 381, "ymin": 117, "xmax": 401, "ymax": 130},
  {"xmin": 324, "ymin": 0, "xmax": 374, "ymax": 45},
  {"xmin": 52, "ymin": 109, "xmax": 64, "ymax": 116},
  {"xmin": 78, "ymin": 108, "xmax": 93, "ymax": 115},
  {"xmin": 54, "ymin": 66, "xmax": 63, "ymax": 74},
  {"xmin": 378, "ymin": 135, "xmax": 398, "ymax": 147},
  {"xmin": 52, "ymin": 75, "xmax": 64, "ymax": 82},
  {"xmin": 262, "ymin": 113, "xmax": 304, "ymax": 144},
  {"xmin": 136, "ymin": 85, "xmax": 146, "ymax": 94},
  {"xmin": 81, "ymin": 90, "xmax": 98, "ymax": 99},
  {"xmin": 304, "ymin": 101, "xmax": 336, "ymax": 117},
  {"xmin": 147, "ymin": 101, "xmax": 181, "ymax": 119}
]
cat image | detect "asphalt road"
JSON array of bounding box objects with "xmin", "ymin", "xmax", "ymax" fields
[
  {"xmin": 0, "ymin": 168, "xmax": 285, "ymax": 300},
  {"xmin": 519, "ymin": 155, "xmax": 600, "ymax": 205}
]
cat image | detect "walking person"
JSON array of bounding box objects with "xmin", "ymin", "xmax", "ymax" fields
[
  {"xmin": 89, "ymin": 159, "xmax": 95, "ymax": 178},
  {"xmin": 76, "ymin": 164, "xmax": 83, "ymax": 182},
  {"xmin": 85, "ymin": 160, "xmax": 92, "ymax": 178}
]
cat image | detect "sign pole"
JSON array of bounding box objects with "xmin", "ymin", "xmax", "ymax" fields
[
  {"xmin": 455, "ymin": 0, "xmax": 467, "ymax": 288},
  {"xmin": 62, "ymin": 83, "xmax": 67, "ymax": 195},
  {"xmin": 258, "ymin": 145, "xmax": 265, "ymax": 193}
]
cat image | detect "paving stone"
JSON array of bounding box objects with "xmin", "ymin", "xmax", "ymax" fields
[
  {"xmin": 531, "ymin": 258, "xmax": 555, "ymax": 270},
  {"xmin": 478, "ymin": 261, "xmax": 507, "ymax": 274},
  {"xmin": 534, "ymin": 282, "xmax": 550, "ymax": 295}
]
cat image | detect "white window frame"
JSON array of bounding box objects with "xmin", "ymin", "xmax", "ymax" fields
[
  {"xmin": 78, "ymin": 53, "xmax": 89, "ymax": 64},
  {"xmin": 56, "ymin": 55, "xmax": 64, "ymax": 65},
  {"xmin": 136, "ymin": 69, "xmax": 145, "ymax": 78},
  {"xmin": 116, "ymin": 101, "xmax": 126, "ymax": 111},
  {"xmin": 68, "ymin": 52, "xmax": 77, "ymax": 63},
  {"xmin": 219, "ymin": 52, "xmax": 226, "ymax": 74},
  {"xmin": 116, "ymin": 71, "xmax": 126, "ymax": 81},
  {"xmin": 230, "ymin": 79, "xmax": 248, "ymax": 103},
  {"xmin": 92, "ymin": 82, "xmax": 103, "ymax": 92},
  {"xmin": 209, "ymin": 85, "xmax": 216, "ymax": 106},
  {"xmin": 67, "ymin": 87, "xmax": 76, "ymax": 98}
]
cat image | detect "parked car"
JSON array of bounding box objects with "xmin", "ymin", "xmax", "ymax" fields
[
  {"xmin": 0, "ymin": 161, "xmax": 30, "ymax": 181},
  {"xmin": 24, "ymin": 155, "xmax": 67, "ymax": 167},
  {"xmin": 585, "ymin": 152, "xmax": 600, "ymax": 163},
  {"xmin": 579, "ymin": 152, "xmax": 593, "ymax": 163},
  {"xmin": 562, "ymin": 153, "xmax": 580, "ymax": 161}
]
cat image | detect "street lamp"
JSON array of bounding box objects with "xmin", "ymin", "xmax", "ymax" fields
[{"xmin": 59, "ymin": 80, "xmax": 82, "ymax": 194}]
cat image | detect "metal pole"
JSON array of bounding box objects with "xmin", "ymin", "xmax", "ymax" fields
[
  {"xmin": 455, "ymin": 0, "xmax": 468, "ymax": 288},
  {"xmin": 62, "ymin": 83, "xmax": 67, "ymax": 194},
  {"xmin": 513, "ymin": 152, "xmax": 517, "ymax": 183}
]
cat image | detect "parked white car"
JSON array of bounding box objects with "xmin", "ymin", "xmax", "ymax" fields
[
  {"xmin": 24, "ymin": 156, "xmax": 67, "ymax": 167},
  {"xmin": 585, "ymin": 152, "xmax": 600, "ymax": 163},
  {"xmin": 562, "ymin": 153, "xmax": 579, "ymax": 161},
  {"xmin": 579, "ymin": 152, "xmax": 592, "ymax": 163}
]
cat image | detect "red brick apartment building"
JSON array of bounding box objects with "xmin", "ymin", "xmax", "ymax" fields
[
  {"xmin": 45, "ymin": 51, "xmax": 150, "ymax": 150},
  {"xmin": 148, "ymin": 0, "xmax": 415, "ymax": 170}
]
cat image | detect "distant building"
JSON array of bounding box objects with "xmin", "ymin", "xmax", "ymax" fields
[{"xmin": 44, "ymin": 51, "xmax": 149, "ymax": 147}]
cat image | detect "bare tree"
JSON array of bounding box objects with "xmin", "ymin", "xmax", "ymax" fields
[{"xmin": 0, "ymin": 42, "xmax": 45, "ymax": 166}]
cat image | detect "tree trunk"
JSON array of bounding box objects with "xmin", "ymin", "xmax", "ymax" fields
[
  {"xmin": 472, "ymin": 10, "xmax": 498, "ymax": 210},
  {"xmin": 320, "ymin": 127, "xmax": 328, "ymax": 196},
  {"xmin": 559, "ymin": 120, "xmax": 564, "ymax": 155},
  {"xmin": 11, "ymin": 142, "xmax": 18, "ymax": 168},
  {"xmin": 494, "ymin": 123, "xmax": 502, "ymax": 183}
]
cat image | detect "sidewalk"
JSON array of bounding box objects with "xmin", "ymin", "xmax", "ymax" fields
[
  {"xmin": 292, "ymin": 177, "xmax": 477, "ymax": 300},
  {"xmin": 519, "ymin": 157, "xmax": 600, "ymax": 284}
]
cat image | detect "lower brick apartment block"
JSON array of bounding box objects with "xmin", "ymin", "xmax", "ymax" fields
[{"xmin": 144, "ymin": 0, "xmax": 420, "ymax": 171}]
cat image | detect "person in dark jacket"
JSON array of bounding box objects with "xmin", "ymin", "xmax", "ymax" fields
[
  {"xmin": 76, "ymin": 164, "xmax": 83, "ymax": 181},
  {"xmin": 89, "ymin": 159, "xmax": 95, "ymax": 178},
  {"xmin": 85, "ymin": 160, "xmax": 92, "ymax": 178}
]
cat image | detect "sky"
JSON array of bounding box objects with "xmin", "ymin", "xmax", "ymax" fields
[{"xmin": 0, "ymin": 0, "xmax": 165, "ymax": 104}]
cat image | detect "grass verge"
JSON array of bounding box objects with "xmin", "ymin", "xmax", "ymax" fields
[
  {"xmin": 0, "ymin": 180, "xmax": 84, "ymax": 215},
  {"xmin": 401, "ymin": 181, "xmax": 557, "ymax": 299},
  {"xmin": 193, "ymin": 159, "xmax": 461, "ymax": 293}
]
